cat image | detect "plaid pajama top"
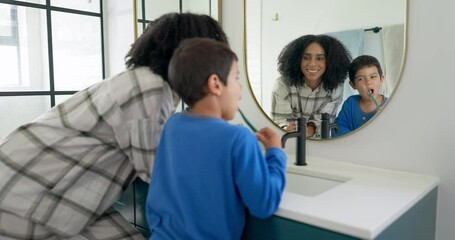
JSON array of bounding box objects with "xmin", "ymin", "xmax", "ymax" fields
[
  {"xmin": 0, "ymin": 67, "xmax": 179, "ymax": 237},
  {"xmin": 271, "ymin": 77, "xmax": 343, "ymax": 138}
]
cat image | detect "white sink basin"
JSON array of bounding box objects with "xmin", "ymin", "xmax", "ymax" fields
[{"xmin": 285, "ymin": 168, "xmax": 349, "ymax": 196}]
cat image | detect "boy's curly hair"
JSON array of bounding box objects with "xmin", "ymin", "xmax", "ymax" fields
[
  {"xmin": 125, "ymin": 12, "xmax": 228, "ymax": 82},
  {"xmin": 277, "ymin": 34, "xmax": 351, "ymax": 92}
]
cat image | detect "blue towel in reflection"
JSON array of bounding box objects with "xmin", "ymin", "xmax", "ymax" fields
[{"xmin": 327, "ymin": 29, "xmax": 365, "ymax": 105}]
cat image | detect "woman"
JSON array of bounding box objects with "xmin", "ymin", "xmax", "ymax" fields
[
  {"xmin": 0, "ymin": 13, "xmax": 228, "ymax": 239},
  {"xmin": 271, "ymin": 34, "xmax": 351, "ymax": 138}
]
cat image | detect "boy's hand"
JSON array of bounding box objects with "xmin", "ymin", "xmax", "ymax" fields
[{"xmin": 255, "ymin": 127, "xmax": 282, "ymax": 149}]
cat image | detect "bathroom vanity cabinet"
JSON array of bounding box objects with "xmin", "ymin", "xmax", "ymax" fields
[
  {"xmin": 243, "ymin": 156, "xmax": 439, "ymax": 240},
  {"xmin": 115, "ymin": 156, "xmax": 438, "ymax": 240},
  {"xmin": 243, "ymin": 187, "xmax": 437, "ymax": 239}
]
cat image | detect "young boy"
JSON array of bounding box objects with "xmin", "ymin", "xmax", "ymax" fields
[
  {"xmin": 145, "ymin": 38, "xmax": 287, "ymax": 239},
  {"xmin": 333, "ymin": 55, "xmax": 388, "ymax": 137}
]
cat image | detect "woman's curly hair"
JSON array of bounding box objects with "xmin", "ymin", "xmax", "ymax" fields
[
  {"xmin": 277, "ymin": 34, "xmax": 351, "ymax": 92},
  {"xmin": 125, "ymin": 12, "xmax": 228, "ymax": 82}
]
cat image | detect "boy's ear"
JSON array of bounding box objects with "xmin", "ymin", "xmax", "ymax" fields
[
  {"xmin": 206, "ymin": 74, "xmax": 222, "ymax": 96},
  {"xmin": 380, "ymin": 74, "xmax": 385, "ymax": 83},
  {"xmin": 349, "ymin": 80, "xmax": 357, "ymax": 90}
]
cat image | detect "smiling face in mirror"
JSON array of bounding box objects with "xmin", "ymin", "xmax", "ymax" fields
[
  {"xmin": 301, "ymin": 43, "xmax": 326, "ymax": 89},
  {"xmin": 245, "ymin": 0, "xmax": 407, "ymax": 140}
]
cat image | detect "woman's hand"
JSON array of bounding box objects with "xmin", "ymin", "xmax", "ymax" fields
[
  {"xmin": 284, "ymin": 121, "xmax": 315, "ymax": 138},
  {"xmin": 306, "ymin": 122, "xmax": 316, "ymax": 137},
  {"xmin": 284, "ymin": 121, "xmax": 296, "ymax": 132}
]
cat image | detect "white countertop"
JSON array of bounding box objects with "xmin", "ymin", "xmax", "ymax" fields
[{"xmin": 275, "ymin": 155, "xmax": 439, "ymax": 239}]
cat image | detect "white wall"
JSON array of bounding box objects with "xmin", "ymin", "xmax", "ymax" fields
[{"xmin": 225, "ymin": 0, "xmax": 455, "ymax": 239}]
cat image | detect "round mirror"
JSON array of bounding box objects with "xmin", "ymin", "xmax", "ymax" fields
[{"xmin": 244, "ymin": 0, "xmax": 407, "ymax": 139}]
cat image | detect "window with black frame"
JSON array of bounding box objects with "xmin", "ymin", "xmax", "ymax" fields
[{"xmin": 0, "ymin": 0, "xmax": 104, "ymax": 139}]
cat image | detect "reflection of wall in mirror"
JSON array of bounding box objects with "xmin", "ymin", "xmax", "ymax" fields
[{"xmin": 246, "ymin": 0, "xmax": 405, "ymax": 118}]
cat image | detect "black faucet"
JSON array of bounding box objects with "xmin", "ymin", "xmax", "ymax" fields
[
  {"xmin": 321, "ymin": 113, "xmax": 339, "ymax": 139},
  {"xmin": 281, "ymin": 117, "xmax": 307, "ymax": 166}
]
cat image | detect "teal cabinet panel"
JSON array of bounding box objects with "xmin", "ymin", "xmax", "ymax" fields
[
  {"xmin": 113, "ymin": 180, "xmax": 135, "ymax": 224},
  {"xmin": 375, "ymin": 187, "xmax": 437, "ymax": 240},
  {"xmin": 114, "ymin": 178, "xmax": 151, "ymax": 238},
  {"xmin": 135, "ymin": 178, "xmax": 150, "ymax": 230},
  {"xmin": 242, "ymin": 215, "xmax": 359, "ymax": 240}
]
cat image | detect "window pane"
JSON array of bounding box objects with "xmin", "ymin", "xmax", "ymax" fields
[
  {"xmin": 55, "ymin": 94, "xmax": 74, "ymax": 105},
  {"xmin": 52, "ymin": 11, "xmax": 102, "ymax": 91},
  {"xmin": 51, "ymin": 0, "xmax": 100, "ymax": 13},
  {"xmin": 137, "ymin": 22, "xmax": 144, "ymax": 36},
  {"xmin": 0, "ymin": 5, "xmax": 50, "ymax": 91},
  {"xmin": 0, "ymin": 45, "xmax": 20, "ymax": 85},
  {"xmin": 0, "ymin": 95, "xmax": 51, "ymax": 140},
  {"xmin": 0, "ymin": 4, "xmax": 12, "ymax": 37},
  {"xmin": 182, "ymin": 0, "xmax": 210, "ymax": 16},
  {"xmin": 136, "ymin": 0, "xmax": 143, "ymax": 19},
  {"xmin": 144, "ymin": 0, "xmax": 179, "ymax": 20},
  {"xmin": 16, "ymin": 0, "xmax": 46, "ymax": 4}
]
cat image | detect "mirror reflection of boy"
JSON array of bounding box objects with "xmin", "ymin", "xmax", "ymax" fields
[
  {"xmin": 333, "ymin": 55, "xmax": 388, "ymax": 137},
  {"xmin": 146, "ymin": 38, "xmax": 287, "ymax": 239}
]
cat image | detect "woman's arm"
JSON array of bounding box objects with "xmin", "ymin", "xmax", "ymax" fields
[{"xmin": 271, "ymin": 79, "xmax": 294, "ymax": 128}]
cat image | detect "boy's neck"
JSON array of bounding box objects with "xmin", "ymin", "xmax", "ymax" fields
[{"xmin": 188, "ymin": 98, "xmax": 222, "ymax": 119}]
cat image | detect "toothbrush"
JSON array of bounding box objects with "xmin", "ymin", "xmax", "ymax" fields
[
  {"xmin": 238, "ymin": 108, "xmax": 258, "ymax": 132},
  {"xmin": 368, "ymin": 90, "xmax": 380, "ymax": 108}
]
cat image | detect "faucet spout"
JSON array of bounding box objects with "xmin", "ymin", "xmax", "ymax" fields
[
  {"xmin": 281, "ymin": 117, "xmax": 307, "ymax": 166},
  {"xmin": 321, "ymin": 113, "xmax": 339, "ymax": 139}
]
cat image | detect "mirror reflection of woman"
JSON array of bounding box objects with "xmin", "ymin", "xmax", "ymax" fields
[{"xmin": 271, "ymin": 34, "xmax": 351, "ymax": 138}]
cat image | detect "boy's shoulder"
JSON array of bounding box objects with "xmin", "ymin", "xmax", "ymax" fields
[
  {"xmin": 221, "ymin": 121, "xmax": 255, "ymax": 136},
  {"xmin": 346, "ymin": 94, "xmax": 362, "ymax": 102},
  {"xmin": 217, "ymin": 123, "xmax": 258, "ymax": 145},
  {"xmin": 169, "ymin": 113, "xmax": 254, "ymax": 136},
  {"xmin": 340, "ymin": 95, "xmax": 362, "ymax": 109}
]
